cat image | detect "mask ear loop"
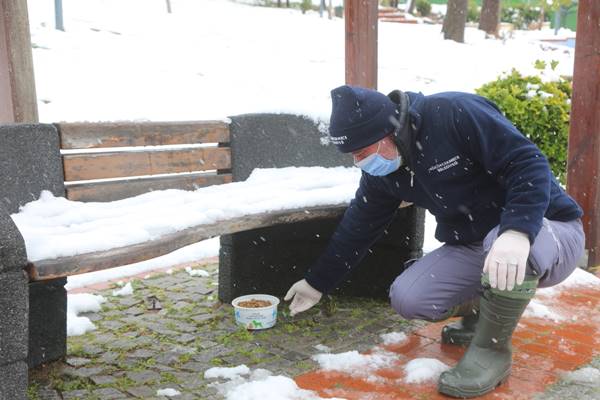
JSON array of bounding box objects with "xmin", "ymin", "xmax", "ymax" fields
[{"xmin": 353, "ymin": 140, "xmax": 383, "ymax": 165}]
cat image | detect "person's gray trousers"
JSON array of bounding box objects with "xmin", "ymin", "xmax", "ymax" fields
[{"xmin": 389, "ymin": 218, "xmax": 585, "ymax": 321}]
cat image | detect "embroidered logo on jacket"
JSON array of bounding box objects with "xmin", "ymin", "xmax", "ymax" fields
[{"xmin": 428, "ymin": 155, "xmax": 461, "ymax": 173}]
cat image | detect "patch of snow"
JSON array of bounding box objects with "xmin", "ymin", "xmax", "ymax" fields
[
  {"xmin": 562, "ymin": 367, "xmax": 600, "ymax": 385},
  {"xmin": 312, "ymin": 350, "xmax": 397, "ymax": 375},
  {"xmin": 65, "ymin": 238, "xmax": 219, "ymax": 290},
  {"xmin": 204, "ymin": 366, "xmax": 344, "ymax": 400},
  {"xmin": 523, "ymin": 299, "xmax": 563, "ymax": 321},
  {"xmin": 537, "ymin": 268, "xmax": 600, "ymax": 297},
  {"xmin": 185, "ymin": 267, "xmax": 210, "ymax": 277},
  {"xmin": 380, "ymin": 331, "xmax": 408, "ymax": 345},
  {"xmin": 403, "ymin": 358, "xmax": 450, "ymax": 384},
  {"xmin": 156, "ymin": 388, "xmax": 181, "ymax": 396},
  {"xmin": 204, "ymin": 365, "xmax": 250, "ymax": 380},
  {"xmin": 66, "ymin": 293, "xmax": 106, "ymax": 336},
  {"xmin": 112, "ymin": 282, "xmax": 133, "ymax": 296},
  {"xmin": 313, "ymin": 344, "xmax": 331, "ymax": 353}
]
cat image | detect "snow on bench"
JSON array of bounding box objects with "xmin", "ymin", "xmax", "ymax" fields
[{"xmin": 13, "ymin": 166, "xmax": 363, "ymax": 281}]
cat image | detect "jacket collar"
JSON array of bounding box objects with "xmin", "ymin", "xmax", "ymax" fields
[{"xmin": 387, "ymin": 90, "xmax": 423, "ymax": 171}]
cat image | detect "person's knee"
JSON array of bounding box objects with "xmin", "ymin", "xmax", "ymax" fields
[{"xmin": 389, "ymin": 277, "xmax": 437, "ymax": 321}]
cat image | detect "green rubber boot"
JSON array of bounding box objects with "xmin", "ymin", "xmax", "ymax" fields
[
  {"xmin": 438, "ymin": 276, "xmax": 538, "ymax": 398},
  {"xmin": 441, "ymin": 300, "xmax": 479, "ymax": 346}
]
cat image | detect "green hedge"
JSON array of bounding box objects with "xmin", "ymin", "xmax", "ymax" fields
[{"xmin": 475, "ymin": 65, "xmax": 571, "ymax": 184}]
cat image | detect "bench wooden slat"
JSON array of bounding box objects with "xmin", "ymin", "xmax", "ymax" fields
[
  {"xmin": 63, "ymin": 147, "xmax": 231, "ymax": 181},
  {"xmin": 58, "ymin": 121, "xmax": 230, "ymax": 149},
  {"xmin": 66, "ymin": 173, "xmax": 233, "ymax": 202},
  {"xmin": 27, "ymin": 205, "xmax": 349, "ymax": 281}
]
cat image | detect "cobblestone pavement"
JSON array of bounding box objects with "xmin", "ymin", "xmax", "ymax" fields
[
  {"xmin": 28, "ymin": 263, "xmax": 415, "ymax": 399},
  {"xmin": 28, "ymin": 262, "xmax": 600, "ymax": 399}
]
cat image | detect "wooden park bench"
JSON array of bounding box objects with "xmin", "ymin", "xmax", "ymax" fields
[{"xmin": 25, "ymin": 120, "xmax": 350, "ymax": 281}]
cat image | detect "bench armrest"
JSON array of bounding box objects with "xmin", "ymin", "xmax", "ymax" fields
[{"xmin": 0, "ymin": 207, "xmax": 28, "ymax": 274}]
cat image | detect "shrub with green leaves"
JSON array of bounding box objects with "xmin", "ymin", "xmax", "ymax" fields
[
  {"xmin": 467, "ymin": 0, "xmax": 480, "ymax": 22},
  {"xmin": 475, "ymin": 64, "xmax": 571, "ymax": 184},
  {"xmin": 300, "ymin": 0, "xmax": 312, "ymax": 13},
  {"xmin": 416, "ymin": 0, "xmax": 431, "ymax": 16}
]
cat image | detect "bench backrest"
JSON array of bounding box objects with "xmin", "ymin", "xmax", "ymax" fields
[{"xmin": 56, "ymin": 121, "xmax": 232, "ymax": 202}]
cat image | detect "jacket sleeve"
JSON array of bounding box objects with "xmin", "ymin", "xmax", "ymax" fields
[
  {"xmin": 304, "ymin": 173, "xmax": 401, "ymax": 294},
  {"xmin": 451, "ymin": 95, "xmax": 551, "ymax": 244}
]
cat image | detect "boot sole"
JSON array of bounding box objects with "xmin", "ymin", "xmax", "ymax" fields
[{"xmin": 437, "ymin": 369, "xmax": 511, "ymax": 398}]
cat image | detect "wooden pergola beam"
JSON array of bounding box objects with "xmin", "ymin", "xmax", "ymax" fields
[
  {"xmin": 567, "ymin": 0, "xmax": 600, "ymax": 269},
  {"xmin": 345, "ymin": 0, "xmax": 378, "ymax": 89},
  {"xmin": 0, "ymin": 0, "xmax": 38, "ymax": 123}
]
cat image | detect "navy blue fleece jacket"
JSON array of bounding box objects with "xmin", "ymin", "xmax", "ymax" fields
[{"xmin": 304, "ymin": 91, "xmax": 583, "ymax": 294}]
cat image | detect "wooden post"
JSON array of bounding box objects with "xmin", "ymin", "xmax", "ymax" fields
[
  {"xmin": 0, "ymin": 0, "xmax": 38, "ymax": 123},
  {"xmin": 567, "ymin": 0, "xmax": 600, "ymax": 268},
  {"xmin": 345, "ymin": 0, "xmax": 378, "ymax": 89}
]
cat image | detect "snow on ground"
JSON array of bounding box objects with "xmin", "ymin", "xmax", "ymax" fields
[
  {"xmin": 64, "ymin": 237, "xmax": 219, "ymax": 290},
  {"xmin": 562, "ymin": 367, "xmax": 600, "ymax": 385},
  {"xmin": 27, "ymin": 0, "xmax": 574, "ymax": 124},
  {"xmin": 204, "ymin": 366, "xmax": 345, "ymax": 400},
  {"xmin": 112, "ymin": 281, "xmax": 134, "ymax": 296},
  {"xmin": 380, "ymin": 331, "xmax": 408, "ymax": 345},
  {"xmin": 403, "ymin": 358, "xmax": 450, "ymax": 384},
  {"xmin": 523, "ymin": 268, "xmax": 600, "ymax": 321},
  {"xmin": 156, "ymin": 388, "xmax": 182, "ymax": 397},
  {"xmin": 66, "ymin": 293, "xmax": 106, "ymax": 336},
  {"xmin": 185, "ymin": 266, "xmax": 210, "ymax": 277},
  {"xmin": 312, "ymin": 349, "xmax": 397, "ymax": 378}
]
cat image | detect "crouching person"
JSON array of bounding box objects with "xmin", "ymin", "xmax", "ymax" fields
[{"xmin": 285, "ymin": 85, "xmax": 584, "ymax": 398}]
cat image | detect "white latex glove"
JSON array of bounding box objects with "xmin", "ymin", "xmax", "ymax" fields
[
  {"xmin": 483, "ymin": 230, "xmax": 531, "ymax": 291},
  {"xmin": 284, "ymin": 279, "xmax": 322, "ymax": 316}
]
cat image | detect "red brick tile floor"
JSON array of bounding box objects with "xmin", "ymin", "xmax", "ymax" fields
[{"xmin": 295, "ymin": 273, "xmax": 600, "ymax": 399}]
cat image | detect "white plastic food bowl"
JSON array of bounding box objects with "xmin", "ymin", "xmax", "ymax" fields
[{"xmin": 231, "ymin": 294, "xmax": 280, "ymax": 330}]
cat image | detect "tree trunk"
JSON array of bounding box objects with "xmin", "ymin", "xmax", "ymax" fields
[
  {"xmin": 479, "ymin": 0, "xmax": 501, "ymax": 36},
  {"xmin": 443, "ymin": 0, "xmax": 468, "ymax": 43},
  {"xmin": 407, "ymin": 0, "xmax": 416, "ymax": 14}
]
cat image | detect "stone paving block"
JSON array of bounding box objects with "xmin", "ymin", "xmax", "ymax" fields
[
  {"xmin": 130, "ymin": 348, "xmax": 156, "ymax": 358},
  {"xmin": 125, "ymin": 370, "xmax": 161, "ymax": 384},
  {"xmin": 190, "ymin": 314, "xmax": 214, "ymax": 324},
  {"xmin": 124, "ymin": 307, "xmax": 146, "ymax": 316},
  {"xmin": 117, "ymin": 297, "xmax": 143, "ymax": 308},
  {"xmin": 97, "ymin": 351, "xmax": 120, "ymax": 364},
  {"xmin": 80, "ymin": 344, "xmax": 105, "ymax": 356},
  {"xmin": 174, "ymin": 333, "xmax": 197, "ymax": 344},
  {"xmin": 91, "ymin": 387, "xmax": 127, "ymax": 399},
  {"xmin": 90, "ymin": 374, "xmax": 118, "ymax": 385},
  {"xmin": 280, "ymin": 350, "xmax": 311, "ymax": 362},
  {"xmin": 101, "ymin": 320, "xmax": 126, "ymax": 330},
  {"xmin": 126, "ymin": 386, "xmax": 157, "ymax": 398},
  {"xmin": 108, "ymin": 339, "xmax": 141, "ymax": 351},
  {"xmin": 36, "ymin": 386, "xmax": 61, "ymax": 400},
  {"xmin": 63, "ymin": 366, "xmax": 105, "ymax": 379},
  {"xmin": 61, "ymin": 389, "xmax": 90, "ymax": 400},
  {"xmin": 65, "ymin": 357, "xmax": 92, "ymax": 367}
]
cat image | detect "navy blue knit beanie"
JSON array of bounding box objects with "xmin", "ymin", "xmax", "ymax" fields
[{"xmin": 328, "ymin": 85, "xmax": 398, "ymax": 153}]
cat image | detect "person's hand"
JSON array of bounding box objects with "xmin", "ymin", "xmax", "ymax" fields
[
  {"xmin": 484, "ymin": 230, "xmax": 531, "ymax": 291},
  {"xmin": 284, "ymin": 279, "xmax": 322, "ymax": 316}
]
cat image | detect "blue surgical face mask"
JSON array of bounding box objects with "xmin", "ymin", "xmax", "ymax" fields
[{"xmin": 354, "ymin": 142, "xmax": 402, "ymax": 176}]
